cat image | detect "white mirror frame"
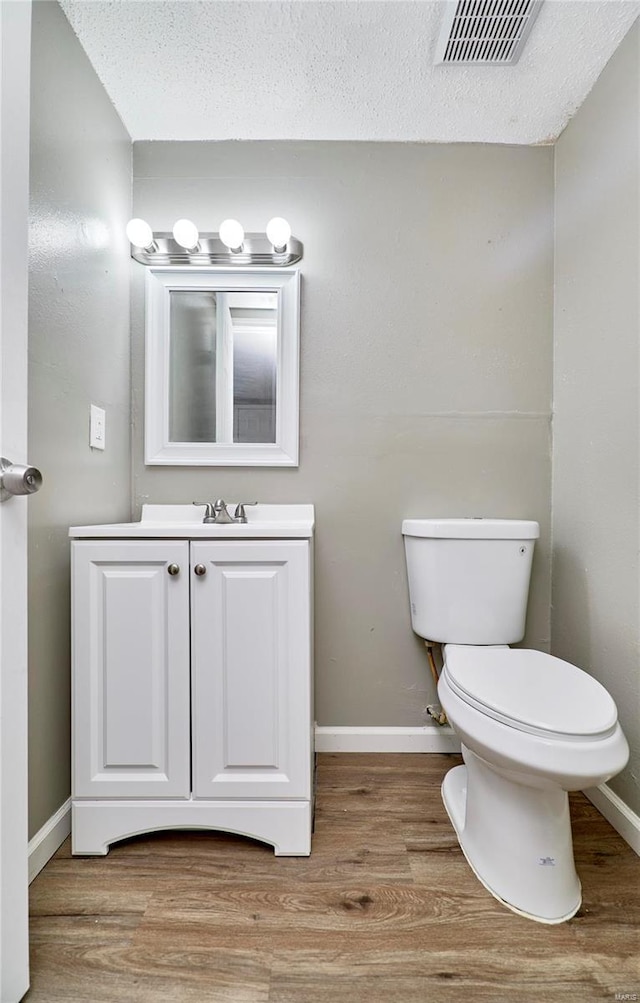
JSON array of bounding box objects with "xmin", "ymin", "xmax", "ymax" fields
[{"xmin": 145, "ymin": 267, "xmax": 300, "ymax": 466}]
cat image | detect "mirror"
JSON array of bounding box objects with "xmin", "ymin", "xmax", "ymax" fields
[
  {"xmin": 145, "ymin": 268, "xmax": 299, "ymax": 465},
  {"xmin": 168, "ymin": 290, "xmax": 278, "ymax": 445}
]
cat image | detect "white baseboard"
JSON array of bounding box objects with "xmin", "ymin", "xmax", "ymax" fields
[
  {"xmin": 314, "ymin": 725, "xmax": 461, "ymax": 754},
  {"xmin": 28, "ymin": 798, "xmax": 71, "ymax": 883},
  {"xmin": 584, "ymin": 783, "xmax": 640, "ymax": 858}
]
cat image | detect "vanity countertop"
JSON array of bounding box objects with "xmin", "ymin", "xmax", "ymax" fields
[{"xmin": 69, "ymin": 504, "xmax": 315, "ymax": 539}]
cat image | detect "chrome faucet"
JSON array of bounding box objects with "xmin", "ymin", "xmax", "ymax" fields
[
  {"xmin": 192, "ymin": 500, "xmax": 257, "ymax": 524},
  {"xmin": 211, "ymin": 499, "xmax": 235, "ymax": 524}
]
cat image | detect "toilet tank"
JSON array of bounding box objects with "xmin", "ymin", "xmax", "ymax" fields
[{"xmin": 402, "ymin": 518, "xmax": 539, "ymax": 645}]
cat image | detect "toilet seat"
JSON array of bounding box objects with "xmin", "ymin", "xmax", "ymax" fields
[{"xmin": 443, "ymin": 645, "xmax": 618, "ymax": 740}]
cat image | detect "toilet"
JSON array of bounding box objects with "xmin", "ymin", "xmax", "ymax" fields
[{"xmin": 402, "ymin": 518, "xmax": 629, "ymax": 924}]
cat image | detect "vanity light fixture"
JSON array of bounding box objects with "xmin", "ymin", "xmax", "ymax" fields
[{"xmin": 125, "ymin": 216, "xmax": 302, "ymax": 266}]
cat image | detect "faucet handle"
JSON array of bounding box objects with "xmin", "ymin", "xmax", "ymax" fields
[
  {"xmin": 192, "ymin": 501, "xmax": 216, "ymax": 523},
  {"xmin": 234, "ymin": 502, "xmax": 257, "ymax": 524}
]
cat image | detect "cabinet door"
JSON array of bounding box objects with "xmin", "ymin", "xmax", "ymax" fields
[
  {"xmin": 72, "ymin": 541, "xmax": 190, "ymax": 799},
  {"xmin": 191, "ymin": 540, "xmax": 312, "ymax": 800}
]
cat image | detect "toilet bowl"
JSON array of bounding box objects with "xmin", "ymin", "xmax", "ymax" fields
[
  {"xmin": 437, "ymin": 644, "xmax": 629, "ymax": 923},
  {"xmin": 401, "ymin": 518, "xmax": 629, "ymax": 923}
]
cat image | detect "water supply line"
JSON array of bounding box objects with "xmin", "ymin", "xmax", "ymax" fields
[{"xmin": 424, "ymin": 641, "xmax": 448, "ymax": 726}]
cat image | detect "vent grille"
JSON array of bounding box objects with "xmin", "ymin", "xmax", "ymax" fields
[{"xmin": 435, "ymin": 0, "xmax": 543, "ymax": 65}]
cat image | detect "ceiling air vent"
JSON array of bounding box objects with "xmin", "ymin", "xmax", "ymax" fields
[{"xmin": 435, "ymin": 0, "xmax": 544, "ymax": 65}]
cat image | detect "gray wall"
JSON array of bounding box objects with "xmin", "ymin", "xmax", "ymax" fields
[
  {"xmin": 132, "ymin": 141, "xmax": 554, "ymax": 726},
  {"xmin": 28, "ymin": 1, "xmax": 132, "ymax": 837},
  {"xmin": 553, "ymin": 24, "xmax": 640, "ymax": 815}
]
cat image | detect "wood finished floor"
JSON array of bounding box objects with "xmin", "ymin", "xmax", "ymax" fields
[{"xmin": 26, "ymin": 753, "xmax": 639, "ymax": 1003}]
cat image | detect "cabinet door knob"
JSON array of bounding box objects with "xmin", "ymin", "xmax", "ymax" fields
[
  {"xmin": 167, "ymin": 563, "xmax": 180, "ymax": 576},
  {"xmin": 194, "ymin": 564, "xmax": 207, "ymax": 577}
]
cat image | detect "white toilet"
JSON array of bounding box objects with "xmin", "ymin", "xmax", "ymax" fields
[{"xmin": 402, "ymin": 517, "xmax": 629, "ymax": 924}]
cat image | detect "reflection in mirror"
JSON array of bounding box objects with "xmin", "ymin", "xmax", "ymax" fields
[
  {"xmin": 169, "ymin": 291, "xmax": 278, "ymax": 445},
  {"xmin": 169, "ymin": 291, "xmax": 217, "ymax": 442},
  {"xmin": 231, "ymin": 294, "xmax": 277, "ymax": 443}
]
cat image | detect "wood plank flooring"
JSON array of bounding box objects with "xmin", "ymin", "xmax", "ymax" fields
[{"xmin": 26, "ymin": 753, "xmax": 640, "ymax": 1002}]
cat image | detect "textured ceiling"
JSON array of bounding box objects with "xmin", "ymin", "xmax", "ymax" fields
[{"xmin": 59, "ymin": 0, "xmax": 640, "ymax": 144}]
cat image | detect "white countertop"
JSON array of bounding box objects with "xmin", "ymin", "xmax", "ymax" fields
[{"xmin": 70, "ymin": 504, "xmax": 315, "ymax": 539}]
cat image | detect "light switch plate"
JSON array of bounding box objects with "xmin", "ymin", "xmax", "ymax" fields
[{"xmin": 90, "ymin": 405, "xmax": 106, "ymax": 450}]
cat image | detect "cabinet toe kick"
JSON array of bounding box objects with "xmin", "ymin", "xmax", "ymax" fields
[{"xmin": 71, "ymin": 799, "xmax": 313, "ymax": 856}]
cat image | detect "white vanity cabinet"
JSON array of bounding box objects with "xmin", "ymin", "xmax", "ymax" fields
[{"xmin": 70, "ymin": 505, "xmax": 314, "ymax": 857}]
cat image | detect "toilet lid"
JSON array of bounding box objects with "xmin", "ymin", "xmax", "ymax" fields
[{"xmin": 443, "ymin": 645, "xmax": 618, "ymax": 738}]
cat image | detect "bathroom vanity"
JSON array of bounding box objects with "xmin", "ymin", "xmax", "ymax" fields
[{"xmin": 69, "ymin": 504, "xmax": 314, "ymax": 856}]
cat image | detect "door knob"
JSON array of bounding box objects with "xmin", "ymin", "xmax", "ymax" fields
[
  {"xmin": 167, "ymin": 564, "xmax": 180, "ymax": 576},
  {"xmin": 194, "ymin": 564, "xmax": 207, "ymax": 576},
  {"xmin": 0, "ymin": 457, "xmax": 43, "ymax": 502}
]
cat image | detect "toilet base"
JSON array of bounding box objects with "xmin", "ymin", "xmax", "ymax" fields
[{"xmin": 442, "ymin": 751, "xmax": 581, "ymax": 924}]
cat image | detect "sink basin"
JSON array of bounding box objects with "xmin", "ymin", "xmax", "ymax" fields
[{"xmin": 69, "ymin": 504, "xmax": 315, "ymax": 539}]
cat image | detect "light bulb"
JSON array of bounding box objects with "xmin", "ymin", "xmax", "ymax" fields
[
  {"xmin": 219, "ymin": 218, "xmax": 245, "ymax": 251},
  {"xmin": 172, "ymin": 219, "xmax": 199, "ymax": 251},
  {"xmin": 266, "ymin": 217, "xmax": 291, "ymax": 251},
  {"xmin": 125, "ymin": 218, "xmax": 154, "ymax": 249}
]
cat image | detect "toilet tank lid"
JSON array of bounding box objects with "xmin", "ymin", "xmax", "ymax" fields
[{"xmin": 401, "ymin": 518, "xmax": 540, "ymax": 540}]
